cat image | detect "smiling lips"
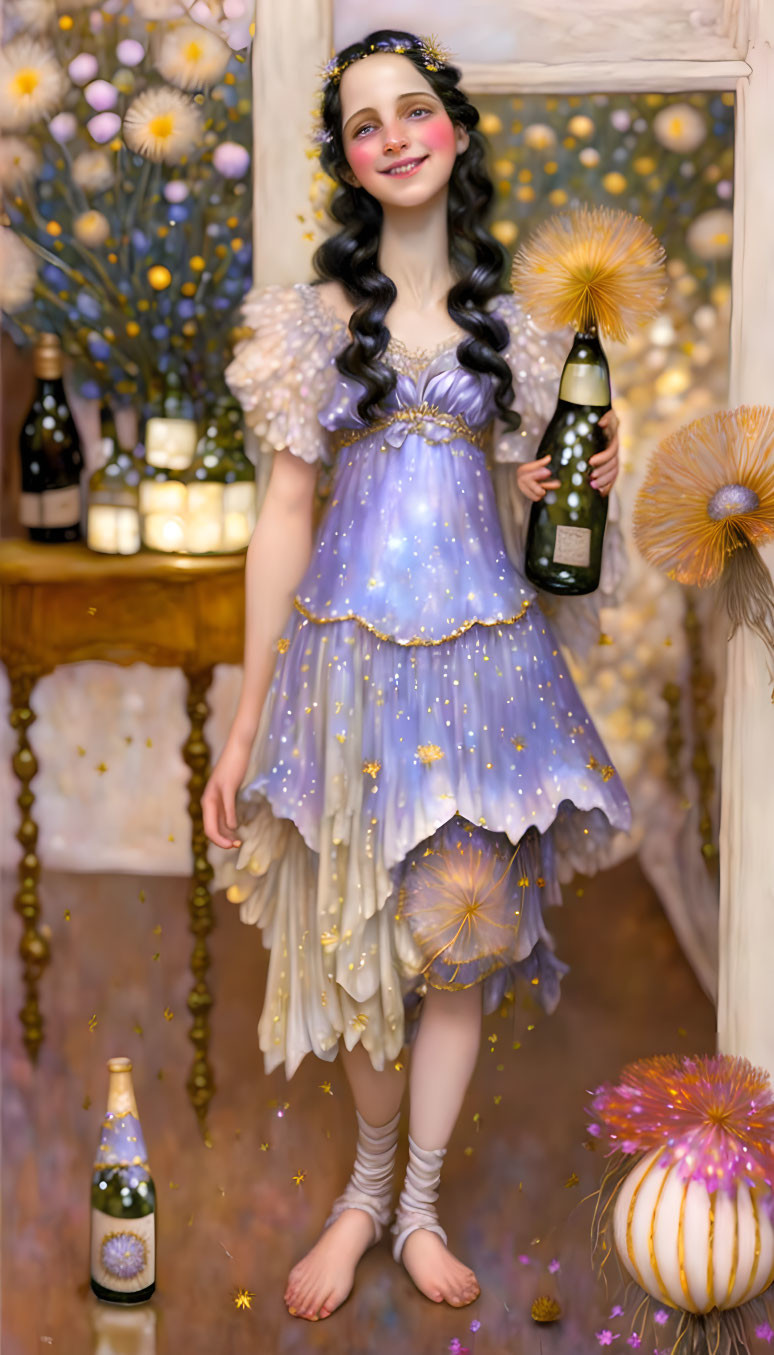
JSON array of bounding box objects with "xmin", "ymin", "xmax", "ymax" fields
[{"xmin": 379, "ymin": 155, "xmax": 429, "ymax": 177}]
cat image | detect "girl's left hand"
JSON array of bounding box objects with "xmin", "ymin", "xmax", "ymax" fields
[{"xmin": 590, "ymin": 408, "xmax": 620, "ymax": 498}]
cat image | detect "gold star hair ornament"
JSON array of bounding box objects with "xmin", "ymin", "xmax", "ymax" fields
[
  {"xmin": 634, "ymin": 404, "xmax": 774, "ymax": 685},
  {"xmin": 310, "ymin": 34, "xmax": 454, "ymax": 151},
  {"xmin": 510, "ymin": 205, "xmax": 667, "ymax": 342}
]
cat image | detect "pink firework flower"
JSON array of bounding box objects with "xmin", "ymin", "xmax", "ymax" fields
[{"xmin": 588, "ymin": 1054, "xmax": 774, "ymax": 1197}]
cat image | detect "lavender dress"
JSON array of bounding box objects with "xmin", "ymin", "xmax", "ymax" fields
[{"xmin": 217, "ymin": 282, "xmax": 631, "ymax": 1077}]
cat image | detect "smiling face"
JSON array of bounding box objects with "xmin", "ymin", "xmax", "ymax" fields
[{"xmin": 338, "ymin": 52, "xmax": 469, "ymax": 208}]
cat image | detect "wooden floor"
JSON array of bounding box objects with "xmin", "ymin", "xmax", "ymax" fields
[{"xmin": 1, "ymin": 854, "xmax": 715, "ymax": 1355}]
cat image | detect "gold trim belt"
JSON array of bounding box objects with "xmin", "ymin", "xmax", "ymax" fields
[{"xmin": 332, "ymin": 401, "xmax": 488, "ymax": 452}]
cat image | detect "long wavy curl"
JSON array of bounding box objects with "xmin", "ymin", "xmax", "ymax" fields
[{"xmin": 312, "ymin": 29, "xmax": 521, "ymax": 431}]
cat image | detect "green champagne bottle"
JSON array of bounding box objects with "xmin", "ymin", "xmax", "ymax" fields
[
  {"xmin": 523, "ymin": 327, "xmax": 612, "ymax": 596},
  {"xmin": 90, "ymin": 1057, "xmax": 156, "ymax": 1304},
  {"xmin": 18, "ymin": 333, "xmax": 84, "ymax": 543}
]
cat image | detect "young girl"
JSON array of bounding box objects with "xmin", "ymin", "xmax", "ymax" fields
[{"xmin": 204, "ymin": 29, "xmax": 631, "ymax": 1324}]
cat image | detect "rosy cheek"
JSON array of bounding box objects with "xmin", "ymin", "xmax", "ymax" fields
[
  {"xmin": 419, "ymin": 117, "xmax": 457, "ymax": 155},
  {"xmin": 347, "ymin": 140, "xmax": 378, "ymax": 178}
]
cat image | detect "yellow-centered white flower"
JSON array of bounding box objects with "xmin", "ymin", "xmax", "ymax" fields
[
  {"xmin": 0, "ymin": 134, "xmax": 39, "ymax": 189},
  {"xmin": 0, "ymin": 37, "xmax": 68, "ymax": 132},
  {"xmin": 74, "ymin": 209, "xmax": 110, "ymax": 247},
  {"xmin": 155, "ymin": 22, "xmax": 231, "ymax": 91},
  {"xmin": 123, "ymin": 85, "xmax": 203, "ymax": 163},
  {"xmin": 72, "ymin": 149, "xmax": 114, "ymax": 193},
  {"xmin": 0, "ymin": 226, "xmax": 37, "ymax": 312}
]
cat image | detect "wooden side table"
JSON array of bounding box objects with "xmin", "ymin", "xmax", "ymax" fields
[{"xmin": 0, "ymin": 538, "xmax": 245, "ymax": 1132}]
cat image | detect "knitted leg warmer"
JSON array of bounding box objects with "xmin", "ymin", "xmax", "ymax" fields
[
  {"xmin": 323, "ymin": 1108, "xmax": 401, "ymax": 1245},
  {"xmin": 391, "ymin": 1134, "xmax": 448, "ymax": 1263}
]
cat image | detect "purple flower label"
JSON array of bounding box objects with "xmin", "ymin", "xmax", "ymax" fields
[{"xmin": 100, "ymin": 1229, "xmax": 147, "ymax": 1280}]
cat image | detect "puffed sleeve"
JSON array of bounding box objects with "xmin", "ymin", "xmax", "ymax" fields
[
  {"xmin": 225, "ymin": 283, "xmax": 339, "ymax": 464},
  {"xmin": 489, "ymin": 292, "xmax": 628, "ymax": 662}
]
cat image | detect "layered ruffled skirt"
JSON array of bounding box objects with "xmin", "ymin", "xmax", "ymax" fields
[{"xmin": 216, "ymin": 604, "xmax": 631, "ymax": 1077}]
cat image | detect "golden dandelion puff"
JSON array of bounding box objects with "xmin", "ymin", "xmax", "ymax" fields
[
  {"xmin": 633, "ymin": 406, "xmax": 774, "ymax": 587},
  {"xmin": 123, "ymin": 86, "xmax": 203, "ymax": 164},
  {"xmin": 155, "ymin": 22, "xmax": 231, "ymax": 92},
  {"xmin": 0, "ymin": 37, "xmax": 67, "ymax": 132},
  {"xmin": 510, "ymin": 205, "xmax": 667, "ymax": 342}
]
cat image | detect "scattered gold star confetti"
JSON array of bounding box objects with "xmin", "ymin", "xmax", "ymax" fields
[
  {"xmin": 146, "ymin": 738, "xmax": 153, "ymax": 748},
  {"xmin": 152, "ymin": 952, "xmax": 160, "ymax": 962},
  {"xmin": 598, "ymin": 632, "xmax": 613, "ymax": 645},
  {"xmin": 511, "ymin": 736, "xmax": 527, "ymax": 751},
  {"xmin": 77, "ymin": 746, "xmax": 86, "ymax": 757},
  {"xmin": 95, "ymin": 762, "xmax": 108, "ymax": 774},
  {"xmin": 362, "ymin": 760, "xmax": 381, "ymax": 778},
  {"xmin": 82, "ymin": 1094, "xmax": 92, "ymax": 1110},
  {"xmin": 394, "ymin": 1060, "xmax": 404, "ymax": 1072},
  {"xmin": 133, "ymin": 1023, "xmax": 143, "ymax": 1036},
  {"xmin": 260, "ymin": 1142, "xmax": 269, "ymax": 1152},
  {"xmin": 292, "ymin": 1170, "xmax": 306, "ymax": 1186},
  {"xmin": 678, "ymin": 1026, "xmax": 687, "ymax": 1037},
  {"xmin": 417, "ymin": 743, "xmax": 444, "ymax": 764},
  {"xmin": 464, "ymin": 1146, "xmax": 474, "ymax": 1157},
  {"xmin": 163, "ymin": 1007, "xmax": 174, "ymax": 1021},
  {"xmin": 319, "ymin": 1081, "xmax": 332, "ymax": 1095},
  {"xmin": 513, "ymin": 1041, "xmax": 522, "ymax": 1051},
  {"xmin": 234, "ymin": 1287, "xmax": 254, "ymax": 1310},
  {"xmin": 153, "ymin": 924, "xmax": 162, "ymax": 934},
  {"xmin": 336, "ymin": 732, "xmax": 347, "ymax": 744},
  {"xmin": 138, "ymin": 889, "xmax": 146, "ymax": 902},
  {"xmin": 565, "ymin": 1171, "xmax": 579, "ymax": 1188},
  {"xmin": 276, "ymin": 637, "xmax": 290, "ymax": 653},
  {"xmin": 167, "ymin": 834, "xmax": 175, "ymax": 843},
  {"xmin": 87, "ymin": 605, "xmax": 97, "ymax": 615},
  {"xmin": 63, "ymin": 909, "xmax": 71, "ymax": 921},
  {"xmin": 169, "ymin": 1180, "xmax": 180, "ymax": 1190},
  {"xmin": 488, "ymin": 1033, "xmax": 498, "ymax": 1044},
  {"xmin": 88, "ymin": 1014, "xmax": 98, "ymax": 1032},
  {"xmin": 124, "ymin": 735, "xmax": 133, "ymax": 745},
  {"xmin": 494, "ymin": 1095, "xmax": 502, "ymax": 1106}
]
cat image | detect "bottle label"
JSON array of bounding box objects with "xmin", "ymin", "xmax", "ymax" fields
[
  {"xmin": 19, "ymin": 486, "xmax": 80, "ymax": 528},
  {"xmin": 553, "ymin": 524, "xmax": 591, "ymax": 567},
  {"xmin": 90, "ymin": 1206, "xmax": 155, "ymax": 1293},
  {"xmin": 559, "ymin": 364, "xmax": 610, "ymax": 406}
]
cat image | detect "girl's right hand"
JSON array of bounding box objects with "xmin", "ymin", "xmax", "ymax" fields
[
  {"xmin": 516, "ymin": 454, "xmax": 561, "ymax": 502},
  {"xmin": 202, "ymin": 735, "xmax": 252, "ymax": 849}
]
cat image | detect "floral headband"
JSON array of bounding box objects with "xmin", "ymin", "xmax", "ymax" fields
[{"xmin": 311, "ymin": 33, "xmax": 453, "ymax": 149}]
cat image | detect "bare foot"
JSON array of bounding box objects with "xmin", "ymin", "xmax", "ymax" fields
[
  {"xmin": 284, "ymin": 1207, "xmax": 377, "ymax": 1321},
  {"xmin": 401, "ymin": 1228, "xmax": 480, "ymax": 1307}
]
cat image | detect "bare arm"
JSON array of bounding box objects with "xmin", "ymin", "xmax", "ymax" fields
[
  {"xmin": 230, "ymin": 448, "xmax": 318, "ymax": 743},
  {"xmin": 203, "ymin": 448, "xmax": 318, "ymax": 848}
]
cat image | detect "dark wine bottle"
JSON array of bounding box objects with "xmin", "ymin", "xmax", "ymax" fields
[
  {"xmin": 523, "ymin": 328, "xmax": 612, "ymax": 596},
  {"xmin": 90, "ymin": 1057, "xmax": 156, "ymax": 1305},
  {"xmin": 18, "ymin": 332, "xmax": 84, "ymax": 543}
]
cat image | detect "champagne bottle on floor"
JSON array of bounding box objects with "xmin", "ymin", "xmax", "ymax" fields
[
  {"xmin": 90, "ymin": 1057, "xmax": 156, "ymax": 1304},
  {"xmin": 18, "ymin": 333, "xmax": 84, "ymax": 543},
  {"xmin": 523, "ymin": 327, "xmax": 612, "ymax": 596}
]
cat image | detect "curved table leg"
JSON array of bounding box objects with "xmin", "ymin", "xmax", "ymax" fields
[
  {"xmin": 8, "ymin": 665, "xmax": 50, "ymax": 1062},
  {"xmin": 182, "ymin": 664, "xmax": 216, "ymax": 1134}
]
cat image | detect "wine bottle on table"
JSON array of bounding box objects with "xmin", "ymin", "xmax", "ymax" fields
[
  {"xmin": 17, "ymin": 332, "xmax": 84, "ymax": 543},
  {"xmin": 523, "ymin": 326, "xmax": 612, "ymax": 596},
  {"xmin": 90, "ymin": 1057, "xmax": 156, "ymax": 1305}
]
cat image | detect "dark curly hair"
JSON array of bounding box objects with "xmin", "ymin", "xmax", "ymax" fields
[{"xmin": 312, "ymin": 29, "xmax": 520, "ymax": 432}]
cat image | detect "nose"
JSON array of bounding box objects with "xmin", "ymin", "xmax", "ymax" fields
[{"xmin": 383, "ymin": 126, "xmax": 409, "ymax": 155}]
